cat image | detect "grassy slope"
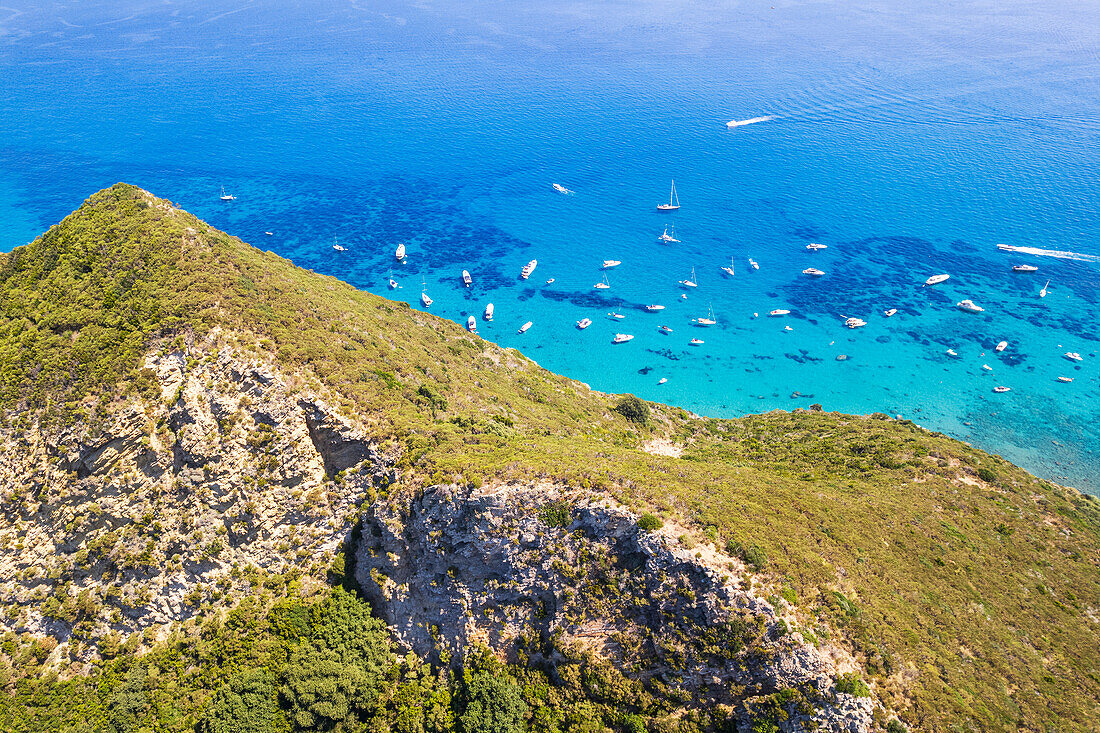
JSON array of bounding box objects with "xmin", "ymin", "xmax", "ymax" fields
[{"xmin": 1, "ymin": 184, "xmax": 1098, "ymax": 731}]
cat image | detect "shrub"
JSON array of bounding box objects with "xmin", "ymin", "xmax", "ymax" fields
[
  {"xmin": 637, "ymin": 513, "xmax": 663, "ymax": 532},
  {"xmin": 727, "ymin": 539, "xmax": 768, "ymax": 571},
  {"xmin": 835, "ymin": 673, "xmax": 871, "ymax": 697},
  {"xmin": 538, "ymin": 500, "xmax": 571, "ymax": 529},
  {"xmin": 613, "ymin": 395, "xmax": 650, "ymax": 425},
  {"xmin": 976, "ymin": 467, "xmax": 997, "ymax": 483},
  {"xmin": 886, "ymin": 720, "xmax": 908, "ymax": 733},
  {"xmin": 198, "ymin": 668, "xmax": 279, "ymax": 733},
  {"xmin": 456, "ymin": 649, "xmax": 527, "ymax": 733}
]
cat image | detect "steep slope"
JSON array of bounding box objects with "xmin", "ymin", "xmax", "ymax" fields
[{"xmin": 0, "ymin": 185, "xmax": 1097, "ymax": 732}]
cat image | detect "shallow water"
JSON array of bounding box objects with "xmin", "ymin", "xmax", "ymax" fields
[{"xmin": 0, "ymin": 0, "xmax": 1097, "ymax": 491}]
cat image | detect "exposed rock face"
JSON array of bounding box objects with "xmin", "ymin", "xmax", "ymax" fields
[
  {"xmin": 0, "ymin": 338, "xmax": 388, "ymax": 654},
  {"xmin": 354, "ymin": 484, "xmax": 878, "ymax": 732}
]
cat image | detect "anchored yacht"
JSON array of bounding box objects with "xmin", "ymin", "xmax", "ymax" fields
[
  {"xmin": 957, "ymin": 299, "xmax": 984, "ymax": 313},
  {"xmin": 521, "ymin": 260, "xmax": 537, "ymax": 279}
]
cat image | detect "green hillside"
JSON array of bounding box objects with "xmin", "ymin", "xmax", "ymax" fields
[{"xmin": 0, "ymin": 184, "xmax": 1097, "ymax": 732}]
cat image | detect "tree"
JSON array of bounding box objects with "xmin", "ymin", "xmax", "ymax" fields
[
  {"xmin": 612, "ymin": 396, "xmax": 649, "ymax": 426},
  {"xmin": 457, "ymin": 650, "xmax": 527, "ymax": 733},
  {"xmin": 198, "ymin": 668, "xmax": 279, "ymax": 733}
]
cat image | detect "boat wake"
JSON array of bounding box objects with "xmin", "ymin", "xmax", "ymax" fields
[
  {"xmin": 726, "ymin": 115, "xmax": 775, "ymax": 128},
  {"xmin": 996, "ymin": 244, "xmax": 1100, "ymax": 263}
]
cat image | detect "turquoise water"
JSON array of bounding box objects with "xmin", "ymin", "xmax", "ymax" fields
[{"xmin": 1, "ymin": 0, "xmax": 1097, "ymax": 491}]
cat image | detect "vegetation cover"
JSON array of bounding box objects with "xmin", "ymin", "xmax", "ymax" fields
[{"xmin": 0, "ymin": 185, "xmax": 1097, "ymax": 731}]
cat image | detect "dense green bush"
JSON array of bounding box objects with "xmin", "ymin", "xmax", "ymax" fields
[
  {"xmin": 613, "ymin": 395, "xmax": 650, "ymax": 425},
  {"xmin": 198, "ymin": 669, "xmax": 279, "ymax": 733},
  {"xmin": 727, "ymin": 539, "xmax": 767, "ymax": 571},
  {"xmin": 538, "ymin": 499, "xmax": 571, "ymax": 528},
  {"xmin": 456, "ymin": 650, "xmax": 527, "ymax": 733},
  {"xmin": 835, "ymin": 673, "xmax": 871, "ymax": 697},
  {"xmin": 637, "ymin": 513, "xmax": 663, "ymax": 532}
]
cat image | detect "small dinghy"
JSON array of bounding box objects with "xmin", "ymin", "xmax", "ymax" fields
[
  {"xmin": 992, "ymin": 386, "xmax": 1011, "ymax": 393},
  {"xmin": 946, "ymin": 348, "xmax": 958, "ymax": 357},
  {"xmin": 658, "ymin": 377, "xmax": 668, "ymax": 385}
]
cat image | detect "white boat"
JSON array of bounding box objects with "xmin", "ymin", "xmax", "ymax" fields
[
  {"xmin": 692, "ymin": 305, "xmax": 716, "ymax": 326},
  {"xmin": 602, "ymin": 260, "xmax": 622, "ymax": 269},
  {"xmin": 957, "ymin": 299, "xmax": 984, "ymax": 313},
  {"xmin": 659, "ymin": 325, "xmax": 674, "ymax": 333},
  {"xmin": 388, "ymin": 278, "xmax": 398, "ymax": 289},
  {"xmin": 993, "ymin": 386, "xmax": 1011, "ymax": 393},
  {"xmin": 884, "ymin": 308, "xmax": 897, "ymax": 317},
  {"xmin": 576, "ymin": 318, "xmax": 592, "ymax": 330},
  {"xmin": 806, "ymin": 243, "xmax": 828, "ymax": 251},
  {"xmin": 657, "ymin": 179, "xmax": 680, "ymax": 211},
  {"xmin": 521, "ymin": 260, "xmax": 538, "ymax": 279},
  {"xmin": 658, "ymin": 225, "xmax": 680, "ymax": 243},
  {"xmin": 645, "ymin": 304, "xmax": 665, "ymax": 312},
  {"xmin": 219, "ymin": 186, "xmax": 235, "ymax": 201},
  {"xmin": 802, "ymin": 267, "xmax": 825, "ymax": 277},
  {"xmin": 769, "ymin": 309, "xmax": 790, "ymax": 317},
  {"xmin": 333, "ymin": 236, "xmax": 346, "ymax": 252},
  {"xmin": 1065, "ymin": 352, "xmax": 1083, "ymax": 362},
  {"xmin": 395, "ymin": 243, "xmax": 406, "ymax": 261},
  {"xmin": 658, "ymin": 377, "xmax": 667, "ymax": 385},
  {"xmin": 689, "ymin": 338, "xmax": 704, "ymax": 345},
  {"xmin": 612, "ymin": 333, "xmax": 634, "ymax": 344},
  {"xmin": 552, "ymin": 183, "xmax": 574, "ymax": 195},
  {"xmin": 466, "ymin": 316, "xmax": 477, "ymax": 334},
  {"xmin": 1058, "ymin": 376, "xmax": 1074, "ymax": 383},
  {"xmin": 594, "ymin": 274, "xmax": 611, "ymax": 289},
  {"xmin": 1040, "ymin": 280, "xmax": 1050, "ymax": 298},
  {"xmin": 264, "ymin": 231, "xmax": 273, "ymax": 236},
  {"xmin": 783, "ymin": 325, "xmax": 793, "ymax": 332},
  {"xmin": 518, "ymin": 321, "xmax": 533, "ymax": 334},
  {"xmin": 546, "ymin": 278, "xmax": 555, "ymax": 284},
  {"xmin": 982, "ymin": 364, "xmax": 993, "ymax": 371},
  {"xmin": 844, "ymin": 317, "xmax": 867, "ymax": 329},
  {"xmin": 484, "ymin": 303, "xmax": 494, "ymax": 321},
  {"xmin": 924, "ymin": 274, "xmax": 950, "ymax": 287},
  {"xmin": 420, "ymin": 279, "xmax": 433, "ymax": 307},
  {"xmin": 726, "ymin": 115, "xmax": 774, "ymax": 128},
  {"xmin": 462, "ymin": 270, "xmax": 472, "ymax": 287},
  {"xmin": 997, "ymin": 244, "xmax": 1016, "ymax": 251},
  {"xmin": 748, "ymin": 258, "xmax": 760, "ymax": 271},
  {"xmin": 608, "ymin": 312, "xmax": 625, "ymax": 320},
  {"xmin": 1012, "ymin": 265, "xmax": 1038, "ymax": 272},
  {"xmin": 946, "ymin": 348, "xmax": 958, "ymax": 357},
  {"xmin": 995, "ymin": 341, "xmax": 1007, "ymax": 352},
  {"xmin": 721, "ymin": 257, "xmax": 736, "ymax": 277},
  {"xmin": 678, "ymin": 267, "xmax": 698, "ymax": 288}
]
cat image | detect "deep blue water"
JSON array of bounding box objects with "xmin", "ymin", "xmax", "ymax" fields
[{"xmin": 1, "ymin": 0, "xmax": 1098, "ymax": 492}]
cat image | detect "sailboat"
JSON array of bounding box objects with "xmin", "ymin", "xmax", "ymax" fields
[
  {"xmin": 1040, "ymin": 280, "xmax": 1050, "ymax": 298},
  {"xmin": 332, "ymin": 237, "xmax": 346, "ymax": 252},
  {"xmin": 594, "ymin": 274, "xmax": 611, "ymax": 290},
  {"xmin": 692, "ymin": 304, "xmax": 716, "ymax": 326},
  {"xmin": 678, "ymin": 267, "xmax": 698, "ymax": 288},
  {"xmin": 388, "ymin": 270, "xmax": 398, "ymax": 289},
  {"xmin": 658, "ymin": 224, "xmax": 680, "ymax": 243},
  {"xmin": 219, "ymin": 186, "xmax": 236, "ymax": 201},
  {"xmin": 420, "ymin": 278, "xmax": 433, "ymax": 307},
  {"xmin": 657, "ymin": 179, "xmax": 680, "ymax": 211},
  {"xmin": 721, "ymin": 258, "xmax": 735, "ymax": 277}
]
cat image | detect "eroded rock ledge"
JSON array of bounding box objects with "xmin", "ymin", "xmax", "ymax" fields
[{"xmin": 354, "ymin": 484, "xmax": 877, "ymax": 732}]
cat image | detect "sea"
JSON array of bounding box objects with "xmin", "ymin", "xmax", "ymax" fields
[{"xmin": 1, "ymin": 0, "xmax": 1097, "ymax": 493}]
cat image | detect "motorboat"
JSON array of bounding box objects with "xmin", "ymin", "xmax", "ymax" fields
[
  {"xmin": 462, "ymin": 270, "xmax": 472, "ymax": 287},
  {"xmin": 726, "ymin": 115, "xmax": 775, "ymax": 128},
  {"xmin": 645, "ymin": 304, "xmax": 665, "ymax": 312},
  {"xmin": 552, "ymin": 183, "xmax": 574, "ymax": 194},
  {"xmin": 844, "ymin": 317, "xmax": 867, "ymax": 328},
  {"xmin": 613, "ymin": 333, "xmax": 634, "ymax": 344},
  {"xmin": 608, "ymin": 312, "xmax": 625, "ymax": 320},
  {"xmin": 678, "ymin": 267, "xmax": 698, "ymax": 288},
  {"xmin": 484, "ymin": 303, "xmax": 494, "ymax": 321},
  {"xmin": 658, "ymin": 377, "xmax": 668, "ymax": 385},
  {"xmin": 657, "ymin": 179, "xmax": 680, "ymax": 211},
  {"xmin": 264, "ymin": 231, "xmax": 273, "ymax": 236},
  {"xmin": 802, "ymin": 268, "xmax": 825, "ymax": 277},
  {"xmin": 1040, "ymin": 280, "xmax": 1050, "ymax": 298},
  {"xmin": 884, "ymin": 309, "xmax": 897, "ymax": 317},
  {"xmin": 1012, "ymin": 265, "xmax": 1038, "ymax": 272},
  {"xmin": 924, "ymin": 274, "xmax": 950, "ymax": 286},
  {"xmin": 576, "ymin": 318, "xmax": 592, "ymax": 330},
  {"xmin": 946, "ymin": 348, "xmax": 958, "ymax": 357},
  {"xmin": 689, "ymin": 338, "xmax": 704, "ymax": 345},
  {"xmin": 602, "ymin": 260, "xmax": 622, "ymax": 269},
  {"xmin": 546, "ymin": 278, "xmax": 555, "ymax": 284},
  {"xmin": 783, "ymin": 325, "xmax": 793, "ymax": 332},
  {"xmin": 395, "ymin": 243, "xmax": 406, "ymax": 260},
  {"xmin": 748, "ymin": 258, "xmax": 760, "ymax": 270},
  {"xmin": 995, "ymin": 341, "xmax": 1007, "ymax": 352},
  {"xmin": 957, "ymin": 299, "xmax": 984, "ymax": 313},
  {"xmin": 219, "ymin": 186, "xmax": 235, "ymax": 201},
  {"xmin": 518, "ymin": 321, "xmax": 533, "ymax": 334},
  {"xmin": 658, "ymin": 225, "xmax": 680, "ymax": 243},
  {"xmin": 1065, "ymin": 352, "xmax": 1083, "ymax": 362},
  {"xmin": 1058, "ymin": 376, "xmax": 1074, "ymax": 383},
  {"xmin": 769, "ymin": 309, "xmax": 790, "ymax": 317},
  {"xmin": 806, "ymin": 242, "xmax": 827, "ymax": 251},
  {"xmin": 982, "ymin": 364, "xmax": 993, "ymax": 371},
  {"xmin": 997, "ymin": 243, "xmax": 1016, "ymax": 251},
  {"xmin": 992, "ymin": 386, "xmax": 1011, "ymax": 393},
  {"xmin": 659, "ymin": 325, "xmax": 674, "ymax": 333},
  {"xmin": 521, "ymin": 260, "xmax": 538, "ymax": 279},
  {"xmin": 594, "ymin": 274, "xmax": 611, "ymax": 289},
  {"xmin": 466, "ymin": 315, "xmax": 477, "ymax": 333}
]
